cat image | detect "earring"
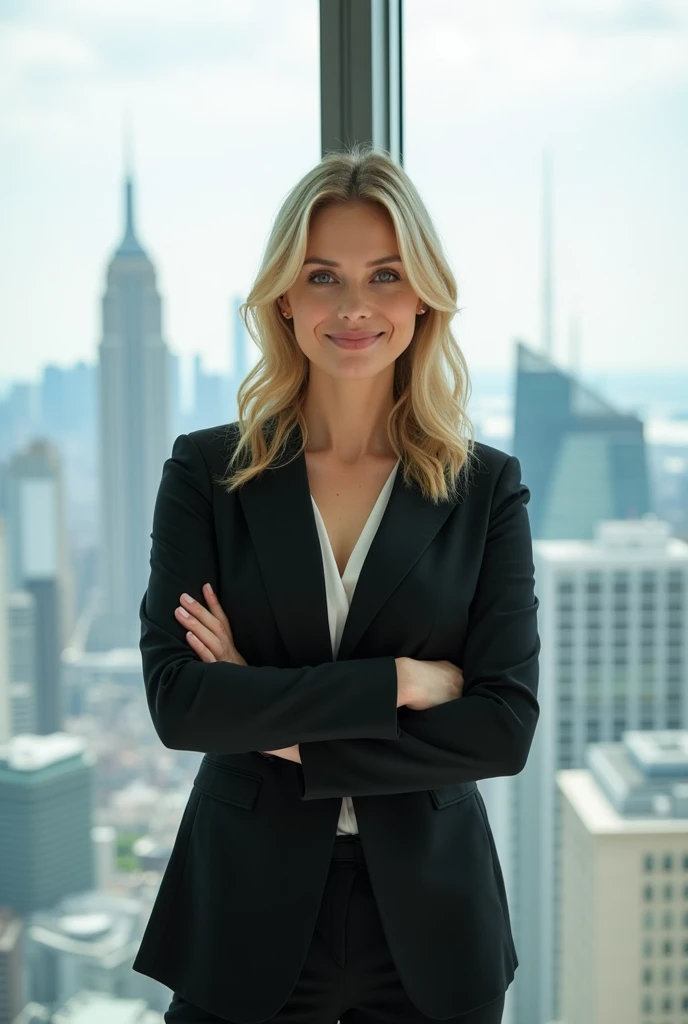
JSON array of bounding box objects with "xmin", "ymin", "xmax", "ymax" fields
[{"xmin": 418, "ymin": 307, "xmax": 426, "ymax": 314}]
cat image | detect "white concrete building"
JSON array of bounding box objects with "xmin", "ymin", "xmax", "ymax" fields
[
  {"xmin": 510, "ymin": 517, "xmax": 688, "ymax": 1024},
  {"xmin": 557, "ymin": 730, "xmax": 688, "ymax": 1024}
]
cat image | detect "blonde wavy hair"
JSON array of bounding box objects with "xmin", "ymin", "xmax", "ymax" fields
[{"xmin": 223, "ymin": 142, "xmax": 477, "ymax": 503}]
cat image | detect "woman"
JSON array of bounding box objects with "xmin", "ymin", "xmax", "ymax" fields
[{"xmin": 133, "ymin": 144, "xmax": 540, "ymax": 1024}]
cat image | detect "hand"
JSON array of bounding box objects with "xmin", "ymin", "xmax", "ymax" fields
[
  {"xmin": 175, "ymin": 584, "xmax": 247, "ymax": 665},
  {"xmin": 175, "ymin": 587, "xmax": 300, "ymax": 764},
  {"xmin": 395, "ymin": 658, "xmax": 464, "ymax": 711},
  {"xmin": 261, "ymin": 744, "xmax": 302, "ymax": 764}
]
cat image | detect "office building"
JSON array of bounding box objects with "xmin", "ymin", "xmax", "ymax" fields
[
  {"xmin": 95, "ymin": 170, "xmax": 170, "ymax": 650},
  {"xmin": 513, "ymin": 341, "xmax": 651, "ymax": 540},
  {"xmin": 0, "ymin": 520, "xmax": 9, "ymax": 746},
  {"xmin": 558, "ymin": 730, "xmax": 688, "ymax": 1023},
  {"xmin": 5, "ymin": 441, "xmax": 71, "ymax": 734},
  {"xmin": 7, "ymin": 591, "xmax": 38, "ymax": 737},
  {"xmin": 25, "ymin": 890, "xmax": 151, "ymax": 1010},
  {"xmin": 510, "ymin": 517, "xmax": 688, "ymax": 1024},
  {"xmin": 0, "ymin": 906, "xmax": 25, "ymax": 1024},
  {"xmin": 0, "ymin": 734, "xmax": 95, "ymax": 914}
]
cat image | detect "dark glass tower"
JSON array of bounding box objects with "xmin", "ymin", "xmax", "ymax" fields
[{"xmin": 513, "ymin": 341, "xmax": 650, "ymax": 539}]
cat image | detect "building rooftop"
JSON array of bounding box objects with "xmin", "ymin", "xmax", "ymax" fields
[
  {"xmin": 0, "ymin": 732, "xmax": 89, "ymax": 772},
  {"xmin": 557, "ymin": 730, "xmax": 688, "ymax": 833},
  {"xmin": 535, "ymin": 517, "xmax": 688, "ymax": 562}
]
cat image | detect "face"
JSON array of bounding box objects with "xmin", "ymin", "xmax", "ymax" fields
[{"xmin": 277, "ymin": 201, "xmax": 425, "ymax": 380}]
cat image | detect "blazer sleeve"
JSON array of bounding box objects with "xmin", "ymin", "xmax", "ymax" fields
[
  {"xmin": 139, "ymin": 432, "xmax": 401, "ymax": 753},
  {"xmin": 295, "ymin": 453, "xmax": 540, "ymax": 799}
]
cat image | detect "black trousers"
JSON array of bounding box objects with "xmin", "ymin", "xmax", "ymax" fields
[{"xmin": 164, "ymin": 834, "xmax": 506, "ymax": 1024}]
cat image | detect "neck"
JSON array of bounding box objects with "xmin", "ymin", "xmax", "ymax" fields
[{"xmin": 301, "ymin": 363, "xmax": 396, "ymax": 463}]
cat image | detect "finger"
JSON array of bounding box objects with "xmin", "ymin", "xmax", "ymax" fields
[
  {"xmin": 176, "ymin": 606, "xmax": 224, "ymax": 659},
  {"xmin": 179, "ymin": 592, "xmax": 226, "ymax": 642},
  {"xmin": 202, "ymin": 583, "xmax": 233, "ymax": 637},
  {"xmin": 185, "ymin": 630, "xmax": 217, "ymax": 663}
]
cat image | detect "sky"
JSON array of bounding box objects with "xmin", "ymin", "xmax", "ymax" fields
[{"xmin": 1, "ymin": 0, "xmax": 686, "ymax": 383}]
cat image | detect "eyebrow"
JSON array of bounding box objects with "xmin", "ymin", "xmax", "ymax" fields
[{"xmin": 303, "ymin": 254, "xmax": 402, "ymax": 268}]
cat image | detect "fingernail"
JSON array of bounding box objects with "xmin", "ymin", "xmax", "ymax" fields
[
  {"xmin": 181, "ymin": 593, "xmax": 192, "ymax": 604},
  {"xmin": 177, "ymin": 606, "xmax": 190, "ymax": 618},
  {"xmin": 204, "ymin": 583, "xmax": 213, "ymax": 595}
]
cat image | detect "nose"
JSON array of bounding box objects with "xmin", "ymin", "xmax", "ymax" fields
[{"xmin": 335, "ymin": 287, "xmax": 374, "ymax": 322}]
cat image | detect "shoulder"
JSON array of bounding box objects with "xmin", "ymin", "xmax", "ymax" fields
[
  {"xmin": 464, "ymin": 440, "xmax": 518, "ymax": 488},
  {"xmin": 179, "ymin": 422, "xmax": 241, "ymax": 477},
  {"xmin": 461, "ymin": 441, "xmax": 528, "ymax": 511},
  {"xmin": 469, "ymin": 440, "xmax": 512, "ymax": 476}
]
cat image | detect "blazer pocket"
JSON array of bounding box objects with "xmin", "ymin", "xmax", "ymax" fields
[
  {"xmin": 429, "ymin": 780, "xmax": 477, "ymax": 810},
  {"xmin": 193, "ymin": 758, "xmax": 263, "ymax": 811}
]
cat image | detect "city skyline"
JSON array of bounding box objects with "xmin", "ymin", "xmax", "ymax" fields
[{"xmin": 1, "ymin": 1, "xmax": 687, "ymax": 381}]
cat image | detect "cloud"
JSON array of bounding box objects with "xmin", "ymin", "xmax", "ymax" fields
[
  {"xmin": 0, "ymin": 23, "xmax": 96, "ymax": 73},
  {"xmin": 404, "ymin": 0, "xmax": 688, "ymax": 119}
]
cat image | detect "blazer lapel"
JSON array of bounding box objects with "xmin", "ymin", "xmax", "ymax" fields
[
  {"xmin": 238, "ymin": 433, "xmax": 333, "ymax": 667},
  {"xmin": 238, "ymin": 426, "xmax": 459, "ymax": 665},
  {"xmin": 335, "ymin": 471, "xmax": 457, "ymax": 661}
]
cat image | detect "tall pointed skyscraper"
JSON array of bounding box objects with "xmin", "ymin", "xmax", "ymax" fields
[{"xmin": 94, "ymin": 169, "xmax": 170, "ymax": 649}]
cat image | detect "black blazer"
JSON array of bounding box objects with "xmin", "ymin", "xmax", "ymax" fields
[{"xmin": 132, "ymin": 422, "xmax": 540, "ymax": 1022}]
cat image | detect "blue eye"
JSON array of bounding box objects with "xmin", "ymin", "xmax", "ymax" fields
[{"xmin": 307, "ymin": 268, "xmax": 400, "ymax": 285}]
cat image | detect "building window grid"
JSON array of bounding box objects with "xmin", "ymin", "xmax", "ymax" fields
[{"xmin": 641, "ymin": 853, "xmax": 688, "ymax": 997}]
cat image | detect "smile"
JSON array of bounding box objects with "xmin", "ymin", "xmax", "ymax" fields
[{"xmin": 327, "ymin": 333, "xmax": 383, "ymax": 350}]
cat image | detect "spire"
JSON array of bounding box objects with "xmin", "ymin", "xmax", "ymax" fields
[
  {"xmin": 115, "ymin": 111, "xmax": 146, "ymax": 257},
  {"xmin": 541, "ymin": 148, "xmax": 554, "ymax": 359}
]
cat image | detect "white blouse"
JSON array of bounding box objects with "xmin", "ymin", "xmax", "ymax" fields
[{"xmin": 309, "ymin": 458, "xmax": 401, "ymax": 835}]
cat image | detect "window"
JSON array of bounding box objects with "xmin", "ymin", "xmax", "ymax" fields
[
  {"xmin": 644, "ymin": 854, "xmax": 655, "ymax": 873},
  {"xmin": 663, "ymin": 854, "xmax": 674, "ymax": 872}
]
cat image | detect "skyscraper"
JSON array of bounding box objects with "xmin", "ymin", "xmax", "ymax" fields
[
  {"xmin": 228, "ymin": 294, "xmax": 255, "ymax": 422},
  {"xmin": 95, "ymin": 171, "xmax": 170, "ymax": 649},
  {"xmin": 0, "ymin": 520, "xmax": 10, "ymax": 746},
  {"xmin": 0, "ymin": 733, "xmax": 95, "ymax": 915},
  {"xmin": 513, "ymin": 340, "xmax": 651, "ymax": 540},
  {"xmin": 5, "ymin": 440, "xmax": 72, "ymax": 735},
  {"xmin": 7, "ymin": 591, "xmax": 38, "ymax": 737},
  {"xmin": 510, "ymin": 518, "xmax": 688, "ymax": 1024},
  {"xmin": 558, "ymin": 730, "xmax": 688, "ymax": 1023}
]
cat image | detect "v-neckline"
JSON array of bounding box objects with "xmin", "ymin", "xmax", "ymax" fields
[{"xmin": 310, "ymin": 459, "xmax": 400, "ymax": 581}]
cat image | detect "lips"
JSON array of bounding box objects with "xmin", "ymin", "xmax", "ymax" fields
[
  {"xmin": 328, "ymin": 332, "xmax": 382, "ymax": 341},
  {"xmin": 327, "ymin": 331, "xmax": 383, "ymax": 350}
]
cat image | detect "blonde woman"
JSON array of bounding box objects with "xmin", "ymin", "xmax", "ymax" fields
[{"xmin": 133, "ymin": 144, "xmax": 540, "ymax": 1024}]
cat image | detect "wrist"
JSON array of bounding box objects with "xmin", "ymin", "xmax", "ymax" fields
[{"xmin": 395, "ymin": 657, "xmax": 414, "ymax": 708}]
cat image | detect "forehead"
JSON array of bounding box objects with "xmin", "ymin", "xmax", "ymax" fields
[{"xmin": 306, "ymin": 202, "xmax": 398, "ymax": 260}]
